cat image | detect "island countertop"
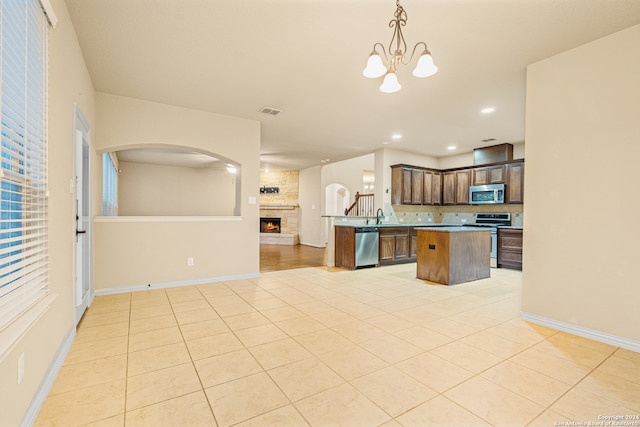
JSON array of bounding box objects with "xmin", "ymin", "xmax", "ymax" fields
[
  {"xmin": 413, "ymin": 226, "xmax": 490, "ymax": 232},
  {"xmin": 333, "ymin": 223, "xmax": 463, "ymax": 228}
]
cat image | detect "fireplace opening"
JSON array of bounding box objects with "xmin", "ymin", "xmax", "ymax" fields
[{"xmin": 260, "ymin": 217, "xmax": 281, "ymax": 233}]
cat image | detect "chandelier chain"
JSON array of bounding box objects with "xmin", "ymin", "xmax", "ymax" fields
[{"xmin": 388, "ymin": 1, "xmax": 408, "ymax": 70}]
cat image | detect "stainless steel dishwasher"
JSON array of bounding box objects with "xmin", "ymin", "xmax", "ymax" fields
[{"xmin": 354, "ymin": 227, "xmax": 379, "ymax": 267}]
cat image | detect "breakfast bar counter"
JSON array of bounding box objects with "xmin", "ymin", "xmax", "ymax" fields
[{"xmin": 416, "ymin": 227, "xmax": 491, "ymax": 285}]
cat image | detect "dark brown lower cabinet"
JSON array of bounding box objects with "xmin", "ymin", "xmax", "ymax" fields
[
  {"xmin": 497, "ymin": 228, "xmax": 523, "ymax": 270},
  {"xmin": 379, "ymin": 227, "xmax": 416, "ymax": 266},
  {"xmin": 334, "ymin": 226, "xmax": 356, "ymax": 269}
]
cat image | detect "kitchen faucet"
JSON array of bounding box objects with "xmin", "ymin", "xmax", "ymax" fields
[{"xmin": 376, "ymin": 208, "xmax": 384, "ymax": 225}]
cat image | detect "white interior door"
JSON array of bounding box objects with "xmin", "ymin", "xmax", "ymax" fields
[{"xmin": 74, "ymin": 106, "xmax": 92, "ymax": 324}]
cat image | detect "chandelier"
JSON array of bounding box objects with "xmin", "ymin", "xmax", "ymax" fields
[{"xmin": 363, "ymin": 0, "xmax": 438, "ymax": 93}]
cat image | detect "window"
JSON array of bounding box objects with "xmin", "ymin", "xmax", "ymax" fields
[
  {"xmin": 0, "ymin": 0, "xmax": 49, "ymax": 331},
  {"xmin": 102, "ymin": 153, "xmax": 118, "ymax": 216}
]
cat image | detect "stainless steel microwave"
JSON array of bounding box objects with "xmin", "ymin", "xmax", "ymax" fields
[{"xmin": 469, "ymin": 184, "xmax": 505, "ymax": 204}]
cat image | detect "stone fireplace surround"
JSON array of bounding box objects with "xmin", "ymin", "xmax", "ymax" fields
[{"xmin": 259, "ymin": 204, "xmax": 299, "ymax": 245}]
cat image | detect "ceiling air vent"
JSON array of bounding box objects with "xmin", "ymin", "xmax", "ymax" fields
[
  {"xmin": 259, "ymin": 106, "xmax": 282, "ymax": 116},
  {"xmin": 481, "ymin": 138, "xmax": 497, "ymax": 143}
]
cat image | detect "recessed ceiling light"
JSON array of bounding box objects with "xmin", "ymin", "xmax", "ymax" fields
[
  {"xmin": 447, "ymin": 145, "xmax": 457, "ymax": 150},
  {"xmin": 481, "ymin": 107, "xmax": 495, "ymax": 114},
  {"xmin": 391, "ymin": 134, "xmax": 402, "ymax": 140}
]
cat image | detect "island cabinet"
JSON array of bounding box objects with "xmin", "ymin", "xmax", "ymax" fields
[
  {"xmin": 416, "ymin": 228, "xmax": 491, "ymax": 285},
  {"xmin": 379, "ymin": 226, "xmax": 414, "ymax": 265},
  {"xmin": 443, "ymin": 169, "xmax": 471, "ymax": 205},
  {"xmin": 498, "ymin": 228, "xmax": 523, "ymax": 270}
]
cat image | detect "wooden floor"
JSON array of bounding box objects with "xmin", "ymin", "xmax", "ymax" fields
[{"xmin": 260, "ymin": 243, "xmax": 327, "ymax": 272}]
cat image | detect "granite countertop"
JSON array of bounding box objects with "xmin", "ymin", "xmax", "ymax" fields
[
  {"xmin": 414, "ymin": 226, "xmax": 492, "ymax": 232},
  {"xmin": 334, "ymin": 223, "xmax": 456, "ymax": 227},
  {"xmin": 333, "ymin": 223, "xmax": 522, "ymax": 229}
]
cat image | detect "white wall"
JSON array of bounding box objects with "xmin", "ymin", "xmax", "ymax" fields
[
  {"xmin": 118, "ymin": 161, "xmax": 236, "ymax": 216},
  {"xmin": 375, "ymin": 148, "xmax": 439, "ymax": 207},
  {"xmin": 93, "ymin": 93, "xmax": 260, "ymax": 292},
  {"xmin": 321, "ymin": 154, "xmax": 375, "ymax": 202},
  {"xmin": 437, "ymin": 142, "xmax": 525, "ymax": 170},
  {"xmin": 0, "ymin": 0, "xmax": 97, "ymax": 424},
  {"xmin": 298, "ymin": 166, "xmax": 323, "ymax": 247},
  {"xmin": 522, "ymin": 24, "xmax": 640, "ymax": 346}
]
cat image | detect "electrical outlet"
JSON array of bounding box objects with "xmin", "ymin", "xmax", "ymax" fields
[
  {"xmin": 18, "ymin": 353, "xmax": 25, "ymax": 384},
  {"xmin": 187, "ymin": 257, "xmax": 194, "ymax": 266}
]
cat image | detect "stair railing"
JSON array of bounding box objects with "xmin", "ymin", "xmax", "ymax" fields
[{"xmin": 344, "ymin": 192, "xmax": 374, "ymax": 216}]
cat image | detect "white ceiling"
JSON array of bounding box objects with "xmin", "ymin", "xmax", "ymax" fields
[{"xmin": 65, "ymin": 0, "xmax": 640, "ymax": 170}]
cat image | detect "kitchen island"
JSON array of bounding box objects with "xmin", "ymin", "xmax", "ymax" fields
[
  {"xmin": 333, "ymin": 223, "xmax": 469, "ymax": 269},
  {"xmin": 416, "ymin": 227, "xmax": 491, "ymax": 285}
]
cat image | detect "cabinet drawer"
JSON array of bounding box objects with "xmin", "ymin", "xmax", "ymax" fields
[{"xmin": 499, "ymin": 236, "xmax": 522, "ymax": 251}]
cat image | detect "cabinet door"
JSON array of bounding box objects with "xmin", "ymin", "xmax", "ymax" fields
[
  {"xmin": 506, "ymin": 162, "xmax": 524, "ymax": 203},
  {"xmin": 395, "ymin": 235, "xmax": 410, "ymax": 259},
  {"xmin": 410, "ymin": 233, "xmax": 417, "ymax": 259},
  {"xmin": 422, "ymin": 171, "xmax": 433, "ymax": 205},
  {"xmin": 498, "ymin": 228, "xmax": 523, "ymax": 270},
  {"xmin": 411, "ymin": 170, "xmax": 423, "ymax": 204},
  {"xmin": 379, "ymin": 235, "xmax": 395, "ymax": 261},
  {"xmin": 402, "ymin": 169, "xmax": 412, "ymax": 204},
  {"xmin": 432, "ymin": 172, "xmax": 442, "ymax": 205},
  {"xmin": 473, "ymin": 168, "xmax": 489, "ymax": 186},
  {"xmin": 442, "ymin": 172, "xmax": 456, "ymax": 205},
  {"xmin": 455, "ymin": 170, "xmax": 471, "ymax": 205},
  {"xmin": 473, "ymin": 166, "xmax": 505, "ymax": 185},
  {"xmin": 391, "ymin": 166, "xmax": 403, "ymax": 205},
  {"xmin": 489, "ymin": 165, "xmax": 505, "ymax": 183}
]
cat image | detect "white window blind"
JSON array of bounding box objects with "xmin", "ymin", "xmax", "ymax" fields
[
  {"xmin": 102, "ymin": 153, "xmax": 118, "ymax": 216},
  {"xmin": 0, "ymin": 0, "xmax": 49, "ymax": 331}
]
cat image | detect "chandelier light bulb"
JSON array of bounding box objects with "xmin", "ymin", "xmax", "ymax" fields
[
  {"xmin": 412, "ymin": 50, "xmax": 438, "ymax": 78},
  {"xmin": 380, "ymin": 71, "xmax": 401, "ymax": 93},
  {"xmin": 363, "ymin": 1, "xmax": 437, "ymax": 93},
  {"xmin": 363, "ymin": 51, "xmax": 387, "ymax": 78}
]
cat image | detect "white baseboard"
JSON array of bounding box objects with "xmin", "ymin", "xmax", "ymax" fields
[
  {"xmin": 520, "ymin": 311, "xmax": 640, "ymax": 352},
  {"xmin": 95, "ymin": 272, "xmax": 261, "ymax": 296},
  {"xmin": 21, "ymin": 326, "xmax": 75, "ymax": 427}
]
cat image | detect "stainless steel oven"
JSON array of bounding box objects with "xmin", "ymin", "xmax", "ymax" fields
[{"xmin": 464, "ymin": 213, "xmax": 511, "ymax": 267}]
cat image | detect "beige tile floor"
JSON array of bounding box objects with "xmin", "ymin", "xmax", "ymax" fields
[{"xmin": 34, "ymin": 265, "xmax": 640, "ymax": 426}]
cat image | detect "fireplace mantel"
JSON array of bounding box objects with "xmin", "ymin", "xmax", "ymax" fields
[{"xmin": 260, "ymin": 204, "xmax": 298, "ymax": 210}]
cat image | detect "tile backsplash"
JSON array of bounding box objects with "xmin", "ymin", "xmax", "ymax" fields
[{"xmin": 391, "ymin": 203, "xmax": 524, "ymax": 227}]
